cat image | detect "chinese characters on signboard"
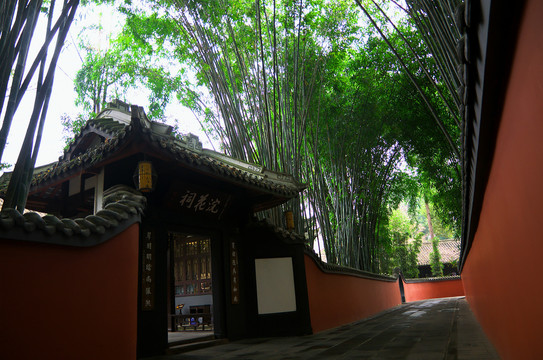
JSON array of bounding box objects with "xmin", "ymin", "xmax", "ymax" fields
[
  {"xmin": 142, "ymin": 231, "xmax": 155, "ymax": 311},
  {"xmin": 178, "ymin": 189, "xmax": 229, "ymax": 218},
  {"xmin": 165, "ymin": 181, "xmax": 232, "ymax": 219},
  {"xmin": 179, "ymin": 190, "xmax": 222, "ymax": 214},
  {"xmin": 231, "ymin": 241, "xmax": 240, "ymax": 304}
]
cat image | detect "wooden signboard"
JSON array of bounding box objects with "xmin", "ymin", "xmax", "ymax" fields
[
  {"xmin": 165, "ymin": 181, "xmax": 231, "ymax": 220},
  {"xmin": 231, "ymin": 241, "xmax": 240, "ymax": 304},
  {"xmin": 142, "ymin": 230, "xmax": 155, "ymax": 310}
]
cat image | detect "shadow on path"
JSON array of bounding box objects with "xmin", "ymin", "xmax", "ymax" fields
[{"xmin": 149, "ymin": 297, "xmax": 499, "ymax": 359}]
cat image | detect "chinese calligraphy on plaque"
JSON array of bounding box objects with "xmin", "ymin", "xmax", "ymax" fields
[
  {"xmin": 231, "ymin": 241, "xmax": 240, "ymax": 304},
  {"xmin": 165, "ymin": 181, "xmax": 232, "ymax": 219},
  {"xmin": 179, "ymin": 190, "xmax": 224, "ymax": 215},
  {"xmin": 142, "ymin": 231, "xmax": 155, "ymax": 310}
]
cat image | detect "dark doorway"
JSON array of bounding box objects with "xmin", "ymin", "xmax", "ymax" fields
[{"xmin": 168, "ymin": 232, "xmax": 215, "ymax": 345}]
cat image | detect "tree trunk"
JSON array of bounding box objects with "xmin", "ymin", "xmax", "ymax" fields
[
  {"xmin": 426, "ymin": 199, "xmax": 443, "ymax": 276},
  {"xmin": 425, "ymin": 200, "xmax": 435, "ymax": 241}
]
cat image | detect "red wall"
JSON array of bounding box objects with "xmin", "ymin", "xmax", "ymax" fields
[
  {"xmin": 402, "ymin": 278, "xmax": 464, "ymax": 303},
  {"xmin": 0, "ymin": 224, "xmax": 140, "ymax": 360},
  {"xmin": 461, "ymin": 1, "xmax": 543, "ymax": 358},
  {"xmin": 304, "ymin": 254, "xmax": 402, "ymax": 333}
]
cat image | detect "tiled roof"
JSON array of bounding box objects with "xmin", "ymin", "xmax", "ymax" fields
[
  {"xmin": 417, "ymin": 239, "xmax": 460, "ymax": 266},
  {"xmin": 248, "ymin": 218, "xmax": 306, "ymax": 244},
  {"xmin": 0, "ymin": 104, "xmax": 304, "ymax": 201},
  {"xmin": 402, "ymin": 275, "xmax": 462, "ymax": 284},
  {"xmin": 0, "ymin": 185, "xmax": 146, "ymax": 247}
]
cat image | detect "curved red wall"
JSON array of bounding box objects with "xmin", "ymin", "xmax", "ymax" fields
[
  {"xmin": 462, "ymin": 1, "xmax": 543, "ymax": 358},
  {"xmin": 0, "ymin": 224, "xmax": 139, "ymax": 360},
  {"xmin": 304, "ymin": 254, "xmax": 402, "ymax": 333},
  {"xmin": 402, "ymin": 278, "xmax": 464, "ymax": 303}
]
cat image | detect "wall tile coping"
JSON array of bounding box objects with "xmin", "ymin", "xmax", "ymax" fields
[{"xmin": 0, "ymin": 185, "xmax": 146, "ymax": 247}]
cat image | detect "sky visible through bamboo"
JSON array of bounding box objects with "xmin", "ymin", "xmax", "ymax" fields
[
  {"xmin": 161, "ymin": 0, "xmax": 463, "ymax": 272},
  {"xmin": 0, "ymin": 0, "xmax": 463, "ymax": 274}
]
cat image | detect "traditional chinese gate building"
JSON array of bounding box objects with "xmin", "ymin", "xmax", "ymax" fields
[{"xmin": 0, "ymin": 100, "xmax": 313, "ymax": 357}]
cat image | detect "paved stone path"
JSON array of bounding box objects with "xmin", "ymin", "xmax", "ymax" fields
[
  {"xmin": 168, "ymin": 331, "xmax": 214, "ymax": 344},
  {"xmin": 150, "ymin": 297, "xmax": 499, "ymax": 359}
]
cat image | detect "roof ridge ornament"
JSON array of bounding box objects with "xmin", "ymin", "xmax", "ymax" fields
[
  {"xmin": 184, "ymin": 133, "xmax": 203, "ymax": 153},
  {"xmin": 130, "ymin": 105, "xmax": 151, "ymax": 131},
  {"xmin": 107, "ymin": 99, "xmax": 130, "ymax": 112}
]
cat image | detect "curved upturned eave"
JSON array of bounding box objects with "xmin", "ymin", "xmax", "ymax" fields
[{"xmin": 20, "ymin": 121, "xmax": 302, "ymax": 210}]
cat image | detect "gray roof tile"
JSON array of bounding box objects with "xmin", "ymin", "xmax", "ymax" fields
[
  {"xmin": 1, "ymin": 105, "xmax": 304, "ymax": 200},
  {"xmin": 0, "ymin": 185, "xmax": 146, "ymax": 246},
  {"xmin": 417, "ymin": 239, "xmax": 461, "ymax": 266}
]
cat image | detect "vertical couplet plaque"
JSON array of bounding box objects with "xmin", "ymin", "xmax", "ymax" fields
[
  {"xmin": 142, "ymin": 231, "xmax": 155, "ymax": 310},
  {"xmin": 230, "ymin": 241, "xmax": 240, "ymax": 304}
]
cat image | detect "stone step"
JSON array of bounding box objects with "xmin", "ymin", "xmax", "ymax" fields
[
  {"xmin": 168, "ymin": 334, "xmax": 215, "ymax": 347},
  {"xmin": 166, "ymin": 338, "xmax": 228, "ymax": 355}
]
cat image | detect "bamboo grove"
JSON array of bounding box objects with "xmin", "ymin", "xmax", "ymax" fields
[
  {"xmin": 1, "ymin": 0, "xmax": 463, "ymax": 274},
  {"xmin": 97, "ymin": 0, "xmax": 461, "ymax": 273},
  {"xmin": 160, "ymin": 0, "xmax": 410, "ymax": 271},
  {"xmin": 0, "ymin": 0, "xmax": 80, "ymax": 212}
]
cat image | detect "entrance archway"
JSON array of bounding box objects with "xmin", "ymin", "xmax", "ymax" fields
[{"xmin": 168, "ymin": 232, "xmax": 215, "ymax": 345}]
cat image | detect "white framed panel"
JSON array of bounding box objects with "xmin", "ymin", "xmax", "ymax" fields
[{"xmin": 255, "ymin": 257, "xmax": 297, "ymax": 315}]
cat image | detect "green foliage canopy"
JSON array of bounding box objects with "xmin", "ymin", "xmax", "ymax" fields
[{"xmin": 65, "ymin": 0, "xmax": 462, "ymax": 274}]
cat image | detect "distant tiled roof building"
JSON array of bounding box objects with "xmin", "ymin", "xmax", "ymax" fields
[
  {"xmin": 418, "ymin": 239, "xmax": 461, "ymax": 266},
  {"xmin": 417, "ymin": 239, "xmax": 460, "ymax": 277}
]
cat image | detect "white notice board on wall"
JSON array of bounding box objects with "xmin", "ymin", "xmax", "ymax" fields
[{"xmin": 255, "ymin": 257, "xmax": 297, "ymax": 315}]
